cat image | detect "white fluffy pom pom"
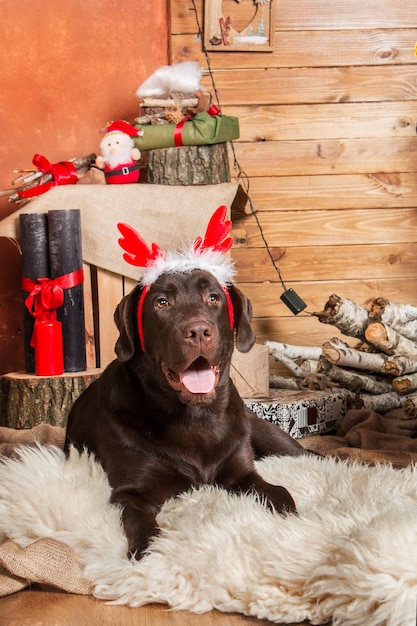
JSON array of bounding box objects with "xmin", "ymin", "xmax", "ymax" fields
[{"xmin": 137, "ymin": 61, "xmax": 204, "ymax": 97}]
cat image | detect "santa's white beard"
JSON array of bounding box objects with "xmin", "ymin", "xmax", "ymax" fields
[{"xmin": 100, "ymin": 136, "xmax": 133, "ymax": 168}]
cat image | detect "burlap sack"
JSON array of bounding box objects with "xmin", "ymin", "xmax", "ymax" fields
[
  {"xmin": 0, "ymin": 424, "xmax": 65, "ymax": 459},
  {"xmin": 0, "ymin": 538, "xmax": 92, "ymax": 597}
]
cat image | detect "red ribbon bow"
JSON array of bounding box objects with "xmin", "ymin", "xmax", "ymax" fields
[
  {"xmin": 18, "ymin": 154, "xmax": 78, "ymax": 199},
  {"xmin": 22, "ymin": 269, "xmax": 84, "ymax": 345}
]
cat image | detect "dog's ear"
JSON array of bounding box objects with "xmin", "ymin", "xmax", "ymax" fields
[
  {"xmin": 228, "ymin": 285, "xmax": 256, "ymax": 353},
  {"xmin": 114, "ymin": 284, "xmax": 142, "ymax": 362}
]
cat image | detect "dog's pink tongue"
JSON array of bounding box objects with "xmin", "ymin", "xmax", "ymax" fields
[{"xmin": 180, "ymin": 361, "xmax": 216, "ymax": 393}]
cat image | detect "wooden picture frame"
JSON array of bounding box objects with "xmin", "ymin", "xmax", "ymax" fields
[{"xmin": 204, "ymin": 0, "xmax": 275, "ymax": 52}]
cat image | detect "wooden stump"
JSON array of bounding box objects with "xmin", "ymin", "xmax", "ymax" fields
[
  {"xmin": 0, "ymin": 370, "xmax": 102, "ymax": 429},
  {"xmin": 146, "ymin": 143, "xmax": 231, "ymax": 185}
]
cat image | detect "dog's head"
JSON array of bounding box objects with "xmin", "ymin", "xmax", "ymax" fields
[
  {"xmin": 114, "ymin": 271, "xmax": 254, "ymax": 404},
  {"xmin": 113, "ymin": 207, "xmax": 255, "ymax": 405}
]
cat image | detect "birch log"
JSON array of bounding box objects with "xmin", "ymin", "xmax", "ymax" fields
[
  {"xmin": 266, "ymin": 341, "xmax": 322, "ymax": 362},
  {"xmin": 366, "ymin": 295, "xmax": 417, "ymax": 345},
  {"xmin": 365, "ymin": 322, "xmax": 417, "ymax": 358},
  {"xmin": 367, "ymin": 297, "xmax": 417, "ymax": 324},
  {"xmin": 318, "ymin": 359, "xmax": 393, "ymax": 394},
  {"xmin": 389, "ymin": 320, "xmax": 417, "ymax": 341},
  {"xmin": 322, "ymin": 343, "xmax": 389, "ymax": 373},
  {"xmin": 360, "ymin": 392, "xmax": 403, "ymax": 412},
  {"xmin": 367, "ymin": 297, "xmax": 417, "ymax": 340},
  {"xmin": 270, "ymin": 375, "xmax": 302, "ymax": 390},
  {"xmin": 313, "ymin": 294, "xmax": 369, "ymax": 340},
  {"xmin": 381, "ymin": 355, "xmax": 417, "ymax": 377},
  {"xmin": 298, "ymin": 359, "xmax": 319, "ymax": 376},
  {"xmin": 326, "ymin": 337, "xmax": 352, "ymax": 349},
  {"xmin": 402, "ymin": 393, "xmax": 417, "ymax": 418},
  {"xmin": 392, "ymin": 372, "xmax": 417, "ymax": 394},
  {"xmin": 267, "ymin": 352, "xmax": 305, "ymax": 377},
  {"xmin": 139, "ymin": 96, "xmax": 199, "ymax": 109}
]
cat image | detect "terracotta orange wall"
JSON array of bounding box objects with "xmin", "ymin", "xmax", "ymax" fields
[{"xmin": 0, "ymin": 0, "xmax": 169, "ymax": 373}]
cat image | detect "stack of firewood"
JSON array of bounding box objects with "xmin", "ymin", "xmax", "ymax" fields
[
  {"xmin": 267, "ymin": 294, "xmax": 417, "ymax": 415},
  {"xmin": 135, "ymin": 89, "xmax": 211, "ymax": 126}
]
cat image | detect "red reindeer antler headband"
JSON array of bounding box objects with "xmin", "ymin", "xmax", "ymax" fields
[{"xmin": 117, "ymin": 206, "xmax": 235, "ymax": 351}]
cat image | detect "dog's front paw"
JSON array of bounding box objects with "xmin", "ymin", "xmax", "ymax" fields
[{"xmin": 267, "ymin": 484, "xmax": 297, "ymax": 514}]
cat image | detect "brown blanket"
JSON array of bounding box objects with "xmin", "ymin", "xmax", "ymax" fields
[
  {"xmin": 300, "ymin": 407, "xmax": 417, "ymax": 468},
  {"xmin": 2, "ymin": 408, "xmax": 417, "ymax": 465},
  {"xmin": 1, "ymin": 408, "xmax": 416, "ymax": 466}
]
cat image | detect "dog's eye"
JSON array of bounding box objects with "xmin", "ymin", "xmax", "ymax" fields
[
  {"xmin": 155, "ymin": 298, "xmax": 169, "ymax": 308},
  {"xmin": 208, "ymin": 293, "xmax": 220, "ymax": 304}
]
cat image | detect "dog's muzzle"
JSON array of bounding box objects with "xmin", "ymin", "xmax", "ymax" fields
[{"xmin": 161, "ymin": 357, "xmax": 221, "ymax": 401}]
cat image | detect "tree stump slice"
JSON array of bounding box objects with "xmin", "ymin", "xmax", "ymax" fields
[
  {"xmin": 146, "ymin": 143, "xmax": 231, "ymax": 185},
  {"xmin": 0, "ymin": 370, "xmax": 102, "ymax": 429}
]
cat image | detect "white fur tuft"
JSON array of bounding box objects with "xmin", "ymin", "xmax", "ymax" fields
[
  {"xmin": 137, "ymin": 61, "xmax": 204, "ymax": 98},
  {"xmin": 140, "ymin": 246, "xmax": 236, "ymax": 287}
]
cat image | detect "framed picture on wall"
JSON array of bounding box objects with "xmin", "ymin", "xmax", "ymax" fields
[{"xmin": 204, "ymin": 0, "xmax": 275, "ymax": 52}]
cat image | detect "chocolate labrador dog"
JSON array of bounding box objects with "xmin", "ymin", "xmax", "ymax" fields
[{"xmin": 65, "ymin": 220, "xmax": 306, "ymax": 558}]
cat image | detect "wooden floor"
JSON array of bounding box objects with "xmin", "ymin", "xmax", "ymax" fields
[{"xmin": 0, "ymin": 585, "xmax": 312, "ymax": 625}]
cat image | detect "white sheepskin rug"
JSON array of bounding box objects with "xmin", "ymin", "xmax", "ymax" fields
[{"xmin": 0, "ymin": 446, "xmax": 416, "ymax": 626}]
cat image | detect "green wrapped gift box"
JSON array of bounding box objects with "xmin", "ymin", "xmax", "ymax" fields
[{"xmin": 134, "ymin": 111, "xmax": 239, "ymax": 151}]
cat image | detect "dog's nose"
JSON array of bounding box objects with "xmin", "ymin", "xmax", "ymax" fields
[{"xmin": 183, "ymin": 321, "xmax": 213, "ymax": 346}]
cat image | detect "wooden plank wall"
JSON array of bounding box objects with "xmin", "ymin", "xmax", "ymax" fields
[{"xmin": 170, "ymin": 0, "xmax": 417, "ymax": 370}]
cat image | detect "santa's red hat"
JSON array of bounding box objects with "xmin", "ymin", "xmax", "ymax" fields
[{"xmin": 104, "ymin": 120, "xmax": 140, "ymax": 137}]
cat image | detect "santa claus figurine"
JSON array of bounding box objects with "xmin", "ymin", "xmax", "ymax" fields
[{"xmin": 96, "ymin": 120, "xmax": 143, "ymax": 184}]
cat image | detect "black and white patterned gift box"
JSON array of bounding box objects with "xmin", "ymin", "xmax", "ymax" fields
[{"xmin": 245, "ymin": 389, "xmax": 349, "ymax": 439}]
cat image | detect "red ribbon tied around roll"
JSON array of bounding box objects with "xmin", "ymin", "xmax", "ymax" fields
[
  {"xmin": 173, "ymin": 105, "xmax": 222, "ymax": 148},
  {"xmin": 22, "ymin": 269, "xmax": 84, "ymax": 345},
  {"xmin": 173, "ymin": 115, "xmax": 191, "ymax": 147},
  {"xmin": 18, "ymin": 154, "xmax": 78, "ymax": 199}
]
